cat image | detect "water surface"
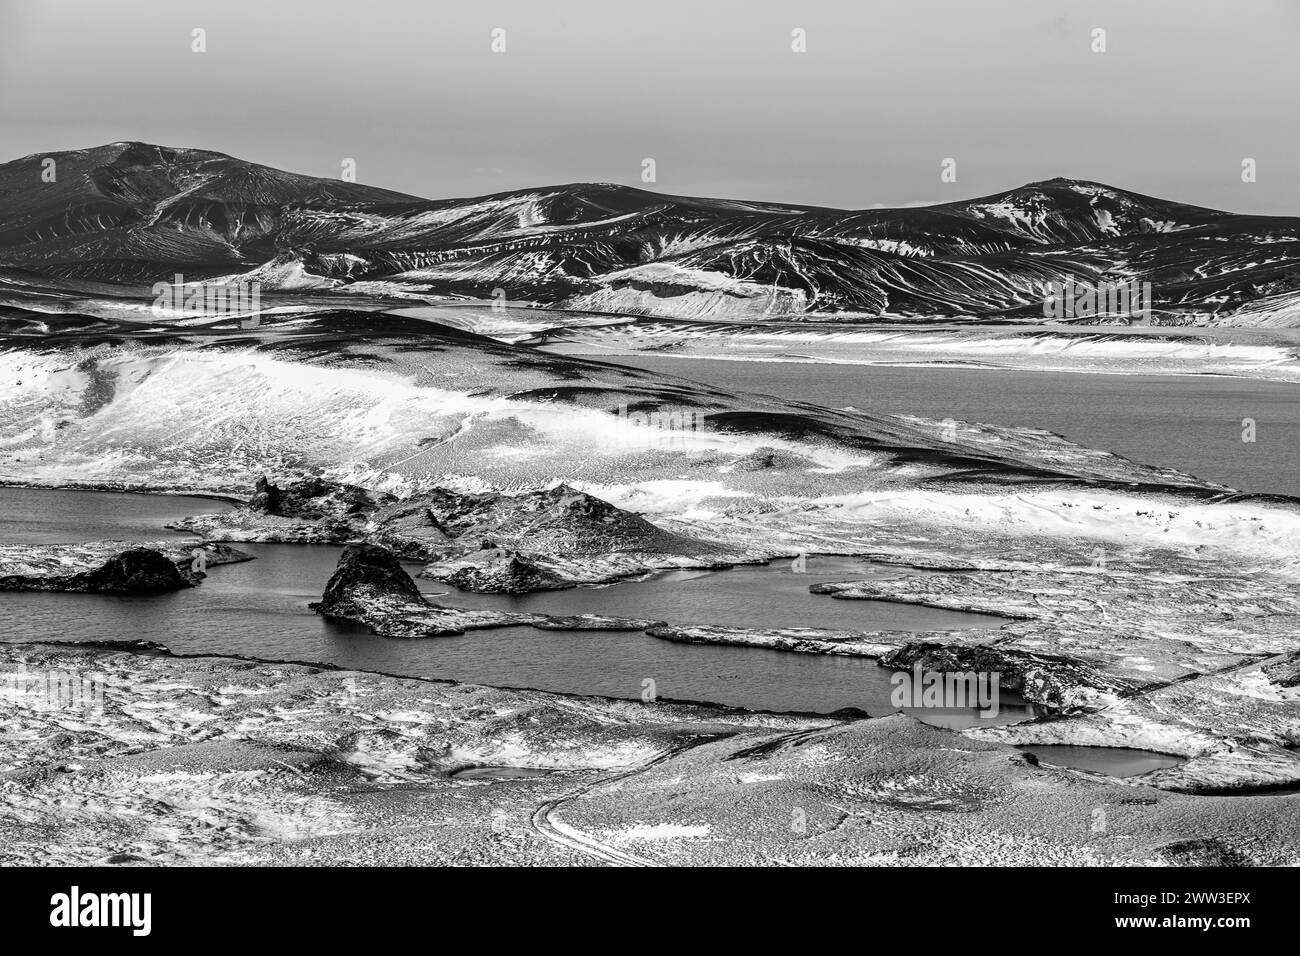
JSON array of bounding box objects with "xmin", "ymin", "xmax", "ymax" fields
[
  {"xmin": 596, "ymin": 356, "xmax": 1300, "ymax": 497},
  {"xmin": 0, "ymin": 486, "xmax": 232, "ymax": 544},
  {"xmin": 427, "ymin": 557, "xmax": 1005, "ymax": 633},
  {"xmin": 0, "ymin": 488, "xmax": 1023, "ymax": 723},
  {"xmin": 1017, "ymin": 745, "xmax": 1186, "ymax": 778}
]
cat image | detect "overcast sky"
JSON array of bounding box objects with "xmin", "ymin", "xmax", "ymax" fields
[{"xmin": 2, "ymin": 0, "xmax": 1297, "ymax": 213}]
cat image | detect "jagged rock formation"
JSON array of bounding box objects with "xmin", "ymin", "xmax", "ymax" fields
[
  {"xmin": 397, "ymin": 484, "xmax": 769, "ymax": 589},
  {"xmin": 170, "ymin": 476, "xmax": 389, "ymax": 543},
  {"xmin": 177, "ymin": 478, "xmax": 769, "ymax": 593},
  {"xmin": 313, "ymin": 543, "xmax": 426, "ymax": 617},
  {"xmin": 310, "ymin": 543, "xmax": 655, "ymax": 636},
  {"xmin": 418, "ymin": 484, "xmax": 715, "ymax": 554},
  {"xmin": 247, "ymin": 474, "xmax": 379, "ymax": 520},
  {"xmin": 437, "ymin": 549, "xmax": 574, "ymax": 594}
]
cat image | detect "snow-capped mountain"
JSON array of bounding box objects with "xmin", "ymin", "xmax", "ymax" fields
[{"xmin": 3, "ymin": 141, "xmax": 1299, "ymax": 323}]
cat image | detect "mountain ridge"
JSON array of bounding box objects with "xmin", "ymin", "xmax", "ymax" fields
[
  {"xmin": 0, "ymin": 141, "xmax": 1233, "ymax": 216},
  {"xmin": 2, "ymin": 141, "xmax": 1297, "ymax": 324}
]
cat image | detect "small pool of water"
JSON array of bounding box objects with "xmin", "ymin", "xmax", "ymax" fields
[
  {"xmin": 450, "ymin": 766, "xmax": 557, "ymax": 781},
  {"xmin": 1017, "ymin": 745, "xmax": 1186, "ymax": 777}
]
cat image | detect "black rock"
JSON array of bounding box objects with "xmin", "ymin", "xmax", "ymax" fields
[
  {"xmin": 825, "ymin": 706, "xmax": 872, "ymax": 722},
  {"xmin": 248, "ymin": 475, "xmax": 381, "ymax": 520},
  {"xmin": 247, "ymin": 475, "xmax": 284, "ymax": 514},
  {"xmin": 68, "ymin": 547, "xmax": 193, "ymax": 594},
  {"xmin": 314, "ymin": 543, "xmax": 426, "ymax": 616}
]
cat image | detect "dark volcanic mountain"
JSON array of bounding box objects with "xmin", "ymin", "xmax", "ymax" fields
[{"xmin": 2, "ymin": 141, "xmax": 1299, "ymax": 324}]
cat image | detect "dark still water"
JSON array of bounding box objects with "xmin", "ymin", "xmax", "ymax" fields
[
  {"xmin": 0, "ymin": 488, "xmax": 1023, "ymax": 723},
  {"xmin": 1016, "ymin": 745, "xmax": 1185, "ymax": 778},
  {"xmin": 0, "ymin": 486, "xmax": 234, "ymax": 544},
  {"xmin": 599, "ymin": 356, "xmax": 1300, "ymax": 497},
  {"xmin": 422, "ymin": 558, "xmax": 1005, "ymax": 632}
]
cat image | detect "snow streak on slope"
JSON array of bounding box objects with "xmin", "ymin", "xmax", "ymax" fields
[
  {"xmin": 0, "ymin": 344, "xmax": 865, "ymax": 495},
  {"xmin": 5, "ymin": 142, "xmax": 1300, "ymax": 324},
  {"xmin": 533, "ymin": 319, "xmax": 1300, "ymax": 382}
]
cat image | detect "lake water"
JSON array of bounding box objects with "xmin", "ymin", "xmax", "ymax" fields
[
  {"xmin": 0, "ymin": 487, "xmax": 231, "ymax": 544},
  {"xmin": 1017, "ymin": 745, "xmax": 1186, "ymax": 777},
  {"xmin": 425, "ymin": 558, "xmax": 1003, "ymax": 632},
  {"xmin": 596, "ymin": 356, "xmax": 1300, "ymax": 497},
  {"xmin": 0, "ymin": 487, "xmax": 1024, "ymax": 724}
]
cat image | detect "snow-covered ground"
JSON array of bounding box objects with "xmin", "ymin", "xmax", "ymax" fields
[
  {"xmin": 530, "ymin": 318, "xmax": 1300, "ymax": 383},
  {"xmin": 0, "ymin": 304, "xmax": 1296, "ymax": 862},
  {"xmin": 1, "ymin": 643, "xmax": 1294, "ymax": 866}
]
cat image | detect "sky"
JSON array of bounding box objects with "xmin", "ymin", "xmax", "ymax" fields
[{"xmin": 1, "ymin": 0, "xmax": 1297, "ymax": 213}]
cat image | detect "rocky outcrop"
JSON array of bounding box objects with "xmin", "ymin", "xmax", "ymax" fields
[
  {"xmin": 420, "ymin": 484, "xmax": 717, "ymax": 555},
  {"xmin": 405, "ymin": 484, "xmax": 769, "ymax": 590},
  {"xmin": 311, "ymin": 544, "xmax": 655, "ymax": 637},
  {"xmin": 365, "ymin": 502, "xmax": 453, "ymax": 559},
  {"xmin": 177, "ymin": 477, "xmax": 771, "ymax": 592},
  {"xmin": 169, "ymin": 475, "xmax": 390, "ymax": 543},
  {"xmin": 363, "ymin": 483, "xmax": 711, "ymax": 562},
  {"xmin": 314, "ymin": 543, "xmax": 426, "ymax": 616},
  {"xmin": 435, "ymin": 549, "xmax": 574, "ymax": 594},
  {"xmin": 247, "ymin": 475, "xmax": 378, "ymax": 519},
  {"xmin": 0, "ymin": 541, "xmax": 250, "ymax": 593},
  {"xmin": 65, "ymin": 548, "xmax": 192, "ymax": 593},
  {"xmin": 878, "ymin": 641, "xmax": 1130, "ymax": 712}
]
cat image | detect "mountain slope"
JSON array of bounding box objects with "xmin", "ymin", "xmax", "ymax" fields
[{"xmin": 1, "ymin": 142, "xmax": 1297, "ymax": 324}]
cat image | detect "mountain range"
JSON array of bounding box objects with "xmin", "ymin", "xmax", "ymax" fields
[{"xmin": 3, "ymin": 141, "xmax": 1300, "ymax": 324}]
